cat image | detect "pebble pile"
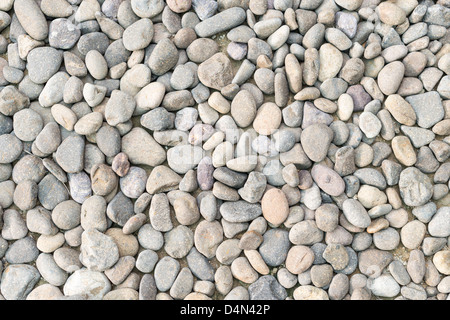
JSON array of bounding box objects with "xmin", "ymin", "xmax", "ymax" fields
[{"xmin": 0, "ymin": 0, "xmax": 449, "ymax": 301}]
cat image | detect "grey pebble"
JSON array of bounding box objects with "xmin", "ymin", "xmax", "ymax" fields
[
  {"xmin": 0, "ymin": 264, "xmax": 40, "ymax": 300},
  {"xmin": 248, "ymin": 275, "xmax": 287, "ymax": 300}
]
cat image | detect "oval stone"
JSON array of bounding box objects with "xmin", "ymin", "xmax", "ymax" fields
[{"xmin": 311, "ymin": 164, "xmax": 345, "ymax": 197}]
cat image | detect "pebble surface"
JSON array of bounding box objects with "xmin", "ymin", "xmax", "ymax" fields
[{"xmin": 0, "ymin": 0, "xmax": 448, "ymax": 303}]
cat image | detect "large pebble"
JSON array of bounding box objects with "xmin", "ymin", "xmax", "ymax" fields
[
  {"xmin": 198, "ymin": 53, "xmax": 234, "ymax": 91},
  {"xmin": 311, "ymin": 164, "xmax": 345, "ymax": 197},
  {"xmin": 300, "ymin": 124, "xmax": 334, "ymax": 162}
]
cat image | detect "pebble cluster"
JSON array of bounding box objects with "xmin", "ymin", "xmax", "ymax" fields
[{"xmin": 0, "ymin": 0, "xmax": 449, "ymax": 301}]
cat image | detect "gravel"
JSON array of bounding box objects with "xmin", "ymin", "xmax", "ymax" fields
[{"xmin": 0, "ymin": 0, "xmax": 448, "ymax": 302}]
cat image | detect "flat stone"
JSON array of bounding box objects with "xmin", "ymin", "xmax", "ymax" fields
[
  {"xmin": 220, "ymin": 201, "xmax": 262, "ymax": 223},
  {"xmin": 342, "ymin": 199, "xmax": 371, "ymax": 229},
  {"xmin": 300, "ymin": 124, "xmax": 334, "ymax": 163},
  {"xmin": 121, "ymin": 128, "xmax": 166, "ymax": 167},
  {"xmin": 63, "ymin": 269, "xmax": 110, "ymax": 300},
  {"xmin": 405, "ymin": 91, "xmax": 444, "ymax": 129},
  {"xmin": 197, "ymin": 53, "xmax": 234, "ymax": 91},
  {"xmin": 147, "ymin": 38, "xmax": 178, "ymax": 76},
  {"xmin": 248, "ymin": 275, "xmax": 287, "ymax": 300},
  {"xmin": 311, "ymin": 164, "xmax": 345, "ymax": 197},
  {"xmin": 428, "ymin": 207, "xmax": 450, "ymax": 238},
  {"xmin": 194, "ymin": 7, "xmax": 246, "ymax": 37},
  {"xmin": 80, "ymin": 228, "xmax": 120, "ymax": 272},
  {"xmin": 398, "ymin": 167, "xmax": 433, "ymax": 207},
  {"xmin": 26, "ymin": 47, "xmax": 63, "ymax": 85},
  {"xmin": 0, "ymin": 264, "xmax": 41, "ymax": 300},
  {"xmin": 167, "ymin": 144, "xmax": 204, "ymax": 174},
  {"xmin": 14, "ymin": 0, "xmax": 49, "ymax": 41}
]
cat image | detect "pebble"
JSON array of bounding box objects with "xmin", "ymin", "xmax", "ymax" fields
[
  {"xmin": 433, "ymin": 251, "xmax": 450, "ymax": 276},
  {"xmin": 407, "ymin": 249, "xmax": 426, "ymax": 284},
  {"xmin": 52, "ymin": 200, "xmax": 81, "ymax": 231},
  {"xmin": 0, "ymin": 0, "xmax": 446, "ymax": 302},
  {"xmin": 80, "ymin": 228, "xmax": 120, "ymax": 272},
  {"xmin": 1, "ymin": 264, "xmax": 41, "ymax": 300},
  {"xmin": 170, "ymin": 267, "xmax": 194, "ymax": 299},
  {"xmin": 63, "ymin": 269, "xmax": 111, "ymax": 300},
  {"xmin": 120, "ymin": 167, "xmax": 147, "ymax": 199},
  {"xmin": 123, "ymin": 18, "xmax": 154, "ymax": 51},
  {"xmin": 194, "ymin": 7, "xmax": 246, "ymax": 38},
  {"xmin": 38, "ymin": 174, "xmax": 69, "ymax": 211},
  {"xmin": 300, "ymin": 124, "xmax": 334, "ymax": 162},
  {"xmin": 311, "ymin": 164, "xmax": 345, "ymax": 197},
  {"xmin": 198, "ymin": 53, "xmax": 233, "ymax": 91},
  {"xmin": 399, "ymin": 167, "xmax": 433, "ymax": 207},
  {"xmin": 373, "ymin": 227, "xmax": 400, "ymax": 251},
  {"xmin": 186, "ymin": 247, "xmax": 215, "ymax": 282},
  {"xmin": 0, "ymin": 134, "xmax": 23, "ymax": 164},
  {"xmin": 194, "ymin": 220, "xmax": 223, "ymax": 259},
  {"xmin": 231, "ymin": 257, "xmax": 258, "ymax": 284},
  {"xmin": 248, "ymin": 275, "xmax": 287, "ymax": 300},
  {"xmin": 405, "ymin": 91, "xmax": 444, "ymax": 129},
  {"xmin": 302, "ymin": 101, "xmax": 333, "ymax": 129},
  {"xmin": 136, "ymin": 250, "xmax": 158, "ymax": 273},
  {"xmin": 342, "ymin": 199, "xmax": 371, "ymax": 229},
  {"xmin": 428, "ymin": 207, "xmax": 450, "ymax": 238},
  {"xmin": 293, "ymin": 285, "xmax": 328, "ymax": 300},
  {"xmin": 220, "ymin": 201, "xmax": 262, "ymax": 223},
  {"xmin": 147, "ymin": 38, "xmax": 178, "ymax": 76},
  {"xmin": 36, "ymin": 253, "xmax": 68, "ymax": 287},
  {"xmin": 14, "ymin": 0, "xmax": 49, "ymax": 41},
  {"xmin": 174, "ymin": 194, "xmax": 200, "ymax": 226},
  {"xmin": 27, "ymin": 48, "xmax": 63, "ymax": 85},
  {"xmin": 368, "ymin": 274, "xmax": 400, "ymax": 298},
  {"xmin": 5, "ymin": 236, "xmax": 39, "ymax": 264},
  {"xmin": 167, "ymin": 144, "xmax": 204, "ymax": 174},
  {"xmin": 261, "ymin": 188, "xmax": 289, "ymax": 226},
  {"xmin": 322, "ymin": 244, "xmax": 350, "ymax": 271},
  {"xmin": 81, "ymin": 195, "xmax": 108, "ymax": 232},
  {"xmin": 377, "ymin": 61, "xmax": 405, "ymax": 96},
  {"xmin": 259, "ymin": 229, "xmax": 290, "ymax": 267},
  {"xmin": 122, "ymin": 128, "xmax": 166, "ymax": 167}
]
